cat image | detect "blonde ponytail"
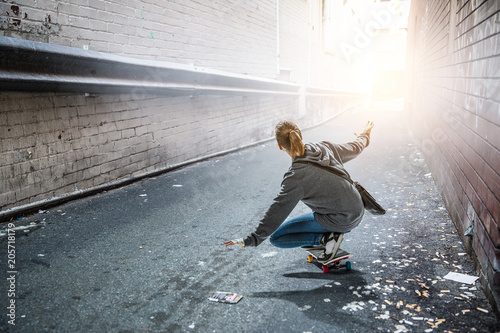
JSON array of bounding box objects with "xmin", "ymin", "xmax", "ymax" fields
[
  {"xmin": 288, "ymin": 130, "xmax": 305, "ymax": 158},
  {"xmin": 275, "ymin": 121, "xmax": 305, "ymax": 158}
]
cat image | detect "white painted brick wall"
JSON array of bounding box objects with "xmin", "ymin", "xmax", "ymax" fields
[
  {"xmin": 0, "ymin": 1, "xmax": 367, "ymax": 214},
  {"xmin": 1, "ymin": 0, "xmax": 279, "ymax": 78},
  {"xmin": 0, "ymin": 91, "xmax": 365, "ymax": 212}
]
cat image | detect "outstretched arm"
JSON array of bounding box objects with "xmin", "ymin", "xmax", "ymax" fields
[
  {"xmin": 224, "ymin": 170, "xmax": 303, "ymax": 249},
  {"xmin": 323, "ymin": 121, "xmax": 373, "ymax": 165}
]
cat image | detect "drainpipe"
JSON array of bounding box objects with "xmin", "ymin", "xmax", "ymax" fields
[
  {"xmin": 307, "ymin": 0, "xmax": 312, "ymax": 86},
  {"xmin": 299, "ymin": 0, "xmax": 312, "ymax": 117},
  {"xmin": 276, "ymin": 0, "xmax": 280, "ymax": 75}
]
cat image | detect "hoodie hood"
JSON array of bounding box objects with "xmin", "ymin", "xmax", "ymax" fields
[
  {"xmin": 295, "ymin": 142, "xmax": 344, "ymax": 167},
  {"xmin": 292, "ymin": 141, "xmax": 351, "ymax": 179},
  {"xmin": 298, "ymin": 142, "xmax": 335, "ymax": 165}
]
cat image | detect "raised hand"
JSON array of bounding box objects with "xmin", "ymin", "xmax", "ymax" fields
[{"xmin": 354, "ymin": 121, "xmax": 374, "ymax": 137}]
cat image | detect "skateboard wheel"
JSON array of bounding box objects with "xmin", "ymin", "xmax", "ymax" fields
[
  {"xmin": 346, "ymin": 261, "xmax": 352, "ymax": 271},
  {"xmin": 307, "ymin": 255, "xmax": 314, "ymax": 263},
  {"xmin": 322, "ymin": 265, "xmax": 329, "ymax": 274}
]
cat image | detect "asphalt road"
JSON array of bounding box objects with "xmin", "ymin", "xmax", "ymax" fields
[{"xmin": 1, "ymin": 100, "xmax": 499, "ymax": 332}]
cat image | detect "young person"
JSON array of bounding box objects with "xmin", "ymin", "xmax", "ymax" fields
[{"xmin": 224, "ymin": 120, "xmax": 374, "ymax": 262}]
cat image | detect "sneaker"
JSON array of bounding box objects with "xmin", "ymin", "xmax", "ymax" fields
[
  {"xmin": 319, "ymin": 232, "xmax": 342, "ymax": 259},
  {"xmin": 317, "ymin": 251, "xmax": 338, "ymax": 264},
  {"xmin": 317, "ymin": 249, "xmax": 349, "ymax": 264},
  {"xmin": 321, "ymin": 232, "xmax": 341, "ymax": 251},
  {"xmin": 320, "ymin": 232, "xmax": 333, "ymax": 244}
]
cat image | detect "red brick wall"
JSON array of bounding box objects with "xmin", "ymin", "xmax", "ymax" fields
[{"xmin": 406, "ymin": 0, "xmax": 500, "ymax": 301}]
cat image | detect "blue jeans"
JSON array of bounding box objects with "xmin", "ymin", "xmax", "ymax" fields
[{"xmin": 269, "ymin": 212, "xmax": 331, "ymax": 248}]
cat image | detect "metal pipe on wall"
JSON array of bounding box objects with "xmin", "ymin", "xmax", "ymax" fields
[
  {"xmin": 276, "ymin": 0, "xmax": 280, "ymax": 76},
  {"xmin": 0, "ymin": 36, "xmax": 299, "ymax": 97}
]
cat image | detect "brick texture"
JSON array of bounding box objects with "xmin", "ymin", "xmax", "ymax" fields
[
  {"xmin": 0, "ymin": 92, "xmax": 365, "ymax": 213},
  {"xmin": 0, "ymin": 0, "xmax": 358, "ymax": 88},
  {"xmin": 0, "ymin": 0, "xmax": 278, "ymax": 79},
  {"xmin": 0, "ymin": 1, "xmax": 367, "ymax": 214},
  {"xmin": 406, "ymin": 0, "xmax": 500, "ymax": 297}
]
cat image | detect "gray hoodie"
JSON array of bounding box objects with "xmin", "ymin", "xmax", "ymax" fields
[{"xmin": 243, "ymin": 134, "xmax": 370, "ymax": 247}]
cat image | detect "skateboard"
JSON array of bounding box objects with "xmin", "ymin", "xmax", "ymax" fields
[{"xmin": 301, "ymin": 247, "xmax": 352, "ymax": 273}]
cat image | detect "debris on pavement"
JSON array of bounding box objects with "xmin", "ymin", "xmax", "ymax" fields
[
  {"xmin": 443, "ymin": 272, "xmax": 479, "ymax": 285},
  {"xmin": 208, "ymin": 292, "xmax": 243, "ymax": 304},
  {"xmin": 336, "ymin": 215, "xmax": 496, "ymax": 332},
  {"xmin": 0, "ymin": 221, "xmax": 46, "ymax": 239}
]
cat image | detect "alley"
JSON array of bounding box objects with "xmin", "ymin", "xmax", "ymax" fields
[{"xmin": 1, "ymin": 100, "xmax": 498, "ymax": 332}]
